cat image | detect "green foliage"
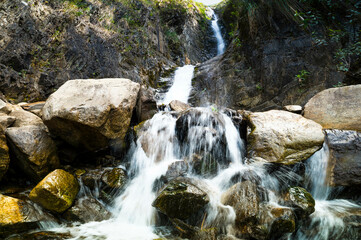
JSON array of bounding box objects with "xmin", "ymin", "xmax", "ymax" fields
[{"xmin": 295, "ymin": 70, "xmax": 310, "ymax": 87}]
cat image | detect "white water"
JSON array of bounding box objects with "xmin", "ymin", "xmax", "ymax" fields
[
  {"xmin": 39, "ymin": 6, "xmax": 361, "ymax": 240},
  {"xmin": 210, "ymin": 9, "xmax": 225, "ymax": 55},
  {"xmin": 162, "ymin": 65, "xmax": 195, "ymax": 104},
  {"xmin": 295, "ymin": 144, "xmax": 361, "ymax": 240}
]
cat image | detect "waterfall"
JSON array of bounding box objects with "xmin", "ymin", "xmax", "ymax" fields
[
  {"xmin": 210, "ymin": 9, "xmax": 225, "ymax": 55},
  {"xmin": 162, "ymin": 65, "xmax": 195, "ymax": 104},
  {"xmin": 295, "ymin": 144, "xmax": 361, "ymax": 240}
]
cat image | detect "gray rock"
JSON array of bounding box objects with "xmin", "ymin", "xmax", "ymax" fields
[
  {"xmin": 246, "ymin": 110, "xmax": 324, "ymax": 164},
  {"xmin": 304, "ymin": 85, "xmax": 361, "ymax": 131},
  {"xmin": 152, "ymin": 179, "xmax": 209, "ymax": 220},
  {"xmin": 42, "ymin": 79, "xmax": 140, "ymax": 151},
  {"xmin": 325, "ymin": 129, "xmax": 361, "ymax": 187},
  {"xmin": 62, "ymin": 197, "xmax": 111, "ymax": 223}
]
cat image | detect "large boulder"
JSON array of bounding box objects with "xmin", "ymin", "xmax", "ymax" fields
[
  {"xmin": 0, "ymin": 194, "xmax": 53, "ymax": 237},
  {"xmin": 304, "ymin": 85, "xmax": 361, "ymax": 131},
  {"xmin": 29, "ymin": 169, "xmax": 79, "ymax": 213},
  {"xmin": 152, "ymin": 179, "xmax": 209, "ymax": 220},
  {"xmin": 246, "ymin": 110, "xmax": 324, "ymax": 164},
  {"xmin": 325, "ymin": 129, "xmax": 361, "ymax": 186},
  {"xmin": 6, "ymin": 125, "xmax": 59, "ymax": 181},
  {"xmin": 42, "ymin": 79, "xmax": 140, "ymax": 151}
]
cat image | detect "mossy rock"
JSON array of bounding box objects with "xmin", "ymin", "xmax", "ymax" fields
[
  {"xmin": 152, "ymin": 179, "xmax": 209, "ymax": 220},
  {"xmin": 101, "ymin": 168, "xmax": 127, "ymax": 189},
  {"xmin": 285, "ymin": 187, "xmax": 315, "ymax": 219},
  {"xmin": 29, "ymin": 169, "xmax": 79, "ymax": 213}
]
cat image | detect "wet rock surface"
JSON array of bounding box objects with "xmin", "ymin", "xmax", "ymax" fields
[
  {"xmin": 62, "ymin": 196, "xmax": 111, "ymax": 223},
  {"xmin": 304, "ymin": 85, "xmax": 361, "ymax": 131},
  {"xmin": 325, "ymin": 129, "xmax": 361, "ymax": 187},
  {"xmin": 153, "ymin": 178, "xmax": 209, "ymax": 221},
  {"xmin": 246, "ymin": 110, "xmax": 324, "ymax": 164},
  {"xmin": 284, "ymin": 187, "xmax": 315, "ymax": 219},
  {"xmin": 0, "ymin": 194, "xmax": 54, "ymax": 237},
  {"xmin": 29, "ymin": 169, "xmax": 79, "ymax": 213}
]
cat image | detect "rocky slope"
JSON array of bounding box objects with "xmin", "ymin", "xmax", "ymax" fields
[
  {"xmin": 191, "ymin": 0, "xmax": 361, "ymax": 111},
  {"xmin": 0, "ymin": 0, "xmax": 215, "ymax": 103}
]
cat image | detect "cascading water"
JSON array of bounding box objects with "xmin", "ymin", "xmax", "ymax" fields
[
  {"xmin": 39, "ymin": 5, "xmax": 361, "ymax": 240},
  {"xmin": 210, "ymin": 9, "xmax": 225, "ymax": 55},
  {"xmin": 295, "ymin": 144, "xmax": 361, "ymax": 240},
  {"xmin": 161, "ymin": 65, "xmax": 195, "ymax": 104}
]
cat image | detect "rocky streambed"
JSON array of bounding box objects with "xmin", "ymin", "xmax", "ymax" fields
[{"xmin": 0, "ymin": 77, "xmax": 360, "ymax": 240}]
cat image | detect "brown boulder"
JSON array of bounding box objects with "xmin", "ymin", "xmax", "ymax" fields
[{"xmin": 246, "ymin": 110, "xmax": 324, "ymax": 164}]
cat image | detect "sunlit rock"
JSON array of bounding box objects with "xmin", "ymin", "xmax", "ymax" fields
[
  {"xmin": 304, "ymin": 85, "xmax": 361, "ymax": 131},
  {"xmin": 284, "ymin": 187, "xmax": 315, "ymax": 219},
  {"xmin": 246, "ymin": 110, "xmax": 324, "ymax": 164},
  {"xmin": 0, "ymin": 194, "xmax": 54, "ymax": 237},
  {"xmin": 152, "ymin": 178, "xmax": 209, "ymax": 220},
  {"xmin": 29, "ymin": 169, "xmax": 79, "ymax": 213},
  {"xmin": 283, "ymin": 105, "xmax": 302, "ymax": 114},
  {"xmin": 169, "ymin": 100, "xmax": 190, "ymax": 112},
  {"xmin": 42, "ymin": 79, "xmax": 140, "ymax": 151}
]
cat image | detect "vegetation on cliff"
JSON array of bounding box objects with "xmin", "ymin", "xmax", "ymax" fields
[{"xmin": 0, "ymin": 0, "xmax": 213, "ymax": 103}]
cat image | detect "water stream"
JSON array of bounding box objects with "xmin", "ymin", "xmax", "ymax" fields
[{"xmin": 43, "ymin": 8, "xmax": 361, "ymax": 240}]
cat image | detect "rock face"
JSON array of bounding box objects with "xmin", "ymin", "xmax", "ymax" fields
[
  {"xmin": 0, "ymin": 194, "xmax": 51, "ymax": 237},
  {"xmin": 304, "ymin": 85, "xmax": 361, "ymax": 131},
  {"xmin": 246, "ymin": 110, "xmax": 324, "ymax": 164},
  {"xmin": 6, "ymin": 125, "xmax": 59, "ymax": 181},
  {"xmin": 284, "ymin": 187, "xmax": 315, "ymax": 219},
  {"xmin": 0, "ymin": 0, "xmax": 213, "ymax": 103},
  {"xmin": 152, "ymin": 179, "xmax": 209, "ymax": 220},
  {"xmin": 42, "ymin": 79, "xmax": 140, "ymax": 151},
  {"xmin": 325, "ymin": 129, "xmax": 361, "ymax": 186},
  {"xmin": 29, "ymin": 169, "xmax": 79, "ymax": 213}
]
